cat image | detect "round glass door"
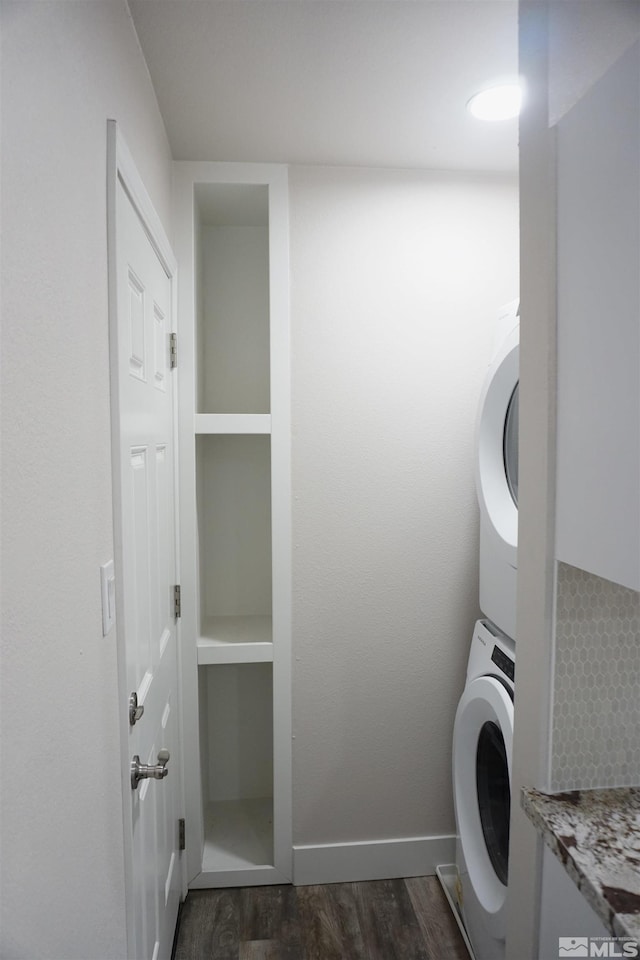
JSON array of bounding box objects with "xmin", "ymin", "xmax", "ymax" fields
[
  {"xmin": 475, "ymin": 328, "xmax": 519, "ymax": 560},
  {"xmin": 503, "ymin": 383, "xmax": 519, "ymax": 507},
  {"xmin": 476, "ymin": 720, "xmax": 511, "ymax": 885},
  {"xmin": 453, "ymin": 673, "xmax": 513, "ymax": 935}
]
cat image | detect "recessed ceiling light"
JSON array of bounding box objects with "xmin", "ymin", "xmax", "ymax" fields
[{"xmin": 467, "ymin": 83, "xmax": 523, "ymax": 122}]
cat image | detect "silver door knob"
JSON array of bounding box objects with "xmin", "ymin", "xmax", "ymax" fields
[{"xmin": 131, "ymin": 749, "xmax": 170, "ymax": 790}]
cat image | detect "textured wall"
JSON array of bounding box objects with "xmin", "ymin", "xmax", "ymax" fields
[
  {"xmin": 289, "ymin": 165, "xmax": 519, "ymax": 846},
  {"xmin": 551, "ymin": 563, "xmax": 640, "ymax": 791},
  {"xmin": 0, "ymin": 4, "xmax": 172, "ymax": 957}
]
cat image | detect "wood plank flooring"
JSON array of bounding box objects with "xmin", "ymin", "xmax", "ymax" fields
[{"xmin": 173, "ymin": 876, "xmax": 469, "ymax": 960}]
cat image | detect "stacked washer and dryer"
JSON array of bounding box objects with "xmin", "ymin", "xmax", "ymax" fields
[{"xmin": 448, "ymin": 301, "xmax": 520, "ymax": 960}]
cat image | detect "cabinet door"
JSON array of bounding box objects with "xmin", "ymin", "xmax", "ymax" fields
[
  {"xmin": 538, "ymin": 847, "xmax": 608, "ymax": 960},
  {"xmin": 555, "ymin": 41, "xmax": 640, "ymax": 591}
]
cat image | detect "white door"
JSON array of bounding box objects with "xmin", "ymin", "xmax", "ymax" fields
[{"xmin": 108, "ymin": 124, "xmax": 182, "ymax": 960}]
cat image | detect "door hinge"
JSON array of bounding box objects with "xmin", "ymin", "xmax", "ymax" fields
[
  {"xmin": 173, "ymin": 584, "xmax": 181, "ymax": 619},
  {"xmin": 169, "ymin": 332, "xmax": 178, "ymax": 369},
  {"xmin": 178, "ymin": 818, "xmax": 186, "ymax": 851}
]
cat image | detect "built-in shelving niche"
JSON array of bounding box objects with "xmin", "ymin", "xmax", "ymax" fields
[
  {"xmin": 195, "ymin": 183, "xmax": 270, "ymax": 416},
  {"xmin": 176, "ymin": 165, "xmax": 291, "ymax": 889},
  {"xmin": 198, "ymin": 663, "xmax": 274, "ymax": 873},
  {"xmin": 196, "ymin": 434, "xmax": 273, "ymax": 666}
]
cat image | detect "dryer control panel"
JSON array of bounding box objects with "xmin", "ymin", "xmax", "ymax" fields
[{"xmin": 491, "ymin": 644, "xmax": 515, "ymax": 682}]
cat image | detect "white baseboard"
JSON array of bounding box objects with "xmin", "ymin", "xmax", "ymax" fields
[{"xmin": 292, "ymin": 834, "xmax": 456, "ymax": 886}]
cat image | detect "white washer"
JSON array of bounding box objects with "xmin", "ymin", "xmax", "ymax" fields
[
  {"xmin": 476, "ymin": 301, "xmax": 519, "ymax": 641},
  {"xmin": 453, "ymin": 619, "xmax": 515, "ymax": 960}
]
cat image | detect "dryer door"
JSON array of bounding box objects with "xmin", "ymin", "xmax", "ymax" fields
[
  {"xmin": 476, "ymin": 327, "xmax": 519, "ymax": 565},
  {"xmin": 453, "ymin": 675, "xmax": 514, "ymax": 939}
]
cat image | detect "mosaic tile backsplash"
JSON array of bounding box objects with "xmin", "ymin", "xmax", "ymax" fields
[{"xmin": 551, "ymin": 562, "xmax": 640, "ymax": 792}]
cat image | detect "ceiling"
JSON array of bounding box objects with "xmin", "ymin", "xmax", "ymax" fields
[{"xmin": 128, "ymin": 1, "xmax": 519, "ymax": 173}]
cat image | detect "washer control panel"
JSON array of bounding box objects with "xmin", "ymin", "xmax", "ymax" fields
[{"xmin": 491, "ymin": 644, "xmax": 515, "ymax": 682}]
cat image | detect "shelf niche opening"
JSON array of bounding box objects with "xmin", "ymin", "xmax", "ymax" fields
[
  {"xmin": 199, "ymin": 662, "xmax": 274, "ymax": 871},
  {"xmin": 196, "ymin": 433, "xmax": 272, "ymax": 628},
  {"xmin": 195, "ymin": 183, "xmax": 270, "ymax": 415}
]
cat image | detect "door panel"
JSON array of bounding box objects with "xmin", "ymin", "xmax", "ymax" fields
[{"xmin": 113, "ymin": 165, "xmax": 181, "ymax": 960}]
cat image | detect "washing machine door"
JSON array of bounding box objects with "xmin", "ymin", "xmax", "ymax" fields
[
  {"xmin": 453, "ymin": 675, "xmax": 514, "ymax": 939},
  {"xmin": 476, "ymin": 325, "xmax": 519, "ymax": 566}
]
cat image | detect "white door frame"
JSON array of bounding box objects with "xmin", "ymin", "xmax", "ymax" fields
[{"xmin": 106, "ymin": 119, "xmax": 186, "ymax": 956}]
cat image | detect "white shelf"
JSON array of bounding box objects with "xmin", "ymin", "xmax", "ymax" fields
[
  {"xmin": 175, "ymin": 163, "xmax": 292, "ymax": 887},
  {"xmin": 197, "ymin": 615, "xmax": 273, "ymax": 664},
  {"xmin": 195, "ymin": 413, "xmax": 271, "ymax": 434},
  {"xmin": 201, "ymin": 797, "xmax": 274, "ymax": 872}
]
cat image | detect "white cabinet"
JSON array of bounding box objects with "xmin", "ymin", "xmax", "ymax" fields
[
  {"xmin": 538, "ymin": 846, "xmax": 608, "ymax": 960},
  {"xmin": 174, "ymin": 164, "xmax": 291, "ymax": 887},
  {"xmin": 555, "ymin": 41, "xmax": 640, "ymax": 591}
]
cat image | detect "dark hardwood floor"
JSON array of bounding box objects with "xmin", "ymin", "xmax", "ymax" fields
[{"xmin": 173, "ymin": 876, "xmax": 469, "ymax": 960}]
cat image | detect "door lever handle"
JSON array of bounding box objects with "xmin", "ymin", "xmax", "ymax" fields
[{"xmin": 131, "ymin": 749, "xmax": 170, "ymax": 790}]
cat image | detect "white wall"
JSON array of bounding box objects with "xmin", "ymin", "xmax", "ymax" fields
[
  {"xmin": 289, "ymin": 165, "xmax": 519, "ymax": 850},
  {"xmin": 199, "ymin": 225, "xmax": 270, "ymax": 414},
  {"xmin": 0, "ymin": 4, "xmax": 172, "ymax": 957}
]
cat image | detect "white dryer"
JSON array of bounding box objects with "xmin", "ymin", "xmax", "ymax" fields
[
  {"xmin": 453, "ymin": 619, "xmax": 514, "ymax": 960},
  {"xmin": 475, "ymin": 301, "xmax": 519, "ymax": 640}
]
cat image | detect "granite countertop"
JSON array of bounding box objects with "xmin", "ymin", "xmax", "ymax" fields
[{"xmin": 522, "ymin": 786, "xmax": 640, "ymax": 941}]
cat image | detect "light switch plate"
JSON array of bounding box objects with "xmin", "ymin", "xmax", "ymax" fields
[{"xmin": 100, "ymin": 560, "xmax": 116, "ymax": 636}]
